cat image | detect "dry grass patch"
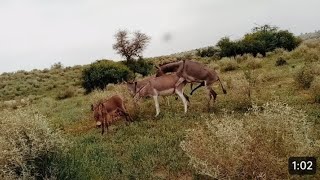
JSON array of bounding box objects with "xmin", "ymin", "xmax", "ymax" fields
[
  {"xmin": 181, "ymin": 102, "xmax": 318, "ymax": 179},
  {"xmin": 294, "ymin": 65, "xmax": 315, "ymax": 89},
  {"xmin": 310, "ymin": 78, "xmax": 320, "ymax": 103},
  {"xmin": 219, "ymin": 58, "xmax": 239, "ymax": 72}
]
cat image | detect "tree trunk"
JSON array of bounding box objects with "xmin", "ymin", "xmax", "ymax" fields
[{"xmin": 126, "ymin": 56, "xmax": 133, "ymax": 63}]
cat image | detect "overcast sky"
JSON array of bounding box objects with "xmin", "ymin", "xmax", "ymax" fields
[{"xmin": 0, "ymin": 0, "xmax": 319, "ymax": 73}]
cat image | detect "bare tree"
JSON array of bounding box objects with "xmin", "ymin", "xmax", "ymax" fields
[{"xmin": 112, "ymin": 30, "xmax": 151, "ymax": 62}]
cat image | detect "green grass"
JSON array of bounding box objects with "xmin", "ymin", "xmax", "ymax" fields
[{"xmin": 1, "ymin": 40, "xmax": 320, "ymax": 179}]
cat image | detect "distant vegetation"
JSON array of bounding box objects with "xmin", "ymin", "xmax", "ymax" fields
[
  {"xmin": 0, "ymin": 65, "xmax": 83, "ymax": 102},
  {"xmin": 300, "ymin": 30, "xmax": 320, "ymax": 40},
  {"xmin": 196, "ymin": 46, "xmax": 218, "ymax": 58},
  {"xmin": 82, "ymin": 60, "xmax": 133, "ymax": 93},
  {"xmin": 112, "ymin": 30, "xmax": 151, "ymax": 62},
  {"xmin": 123, "ymin": 57, "xmax": 154, "ymax": 76},
  {"xmin": 216, "ymin": 25, "xmax": 301, "ymax": 57}
]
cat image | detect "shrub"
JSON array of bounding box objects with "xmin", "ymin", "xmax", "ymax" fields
[
  {"xmin": 294, "ymin": 65, "xmax": 315, "ymax": 89},
  {"xmin": 223, "ymin": 78, "xmax": 252, "ymax": 111},
  {"xmin": 219, "ymin": 58, "xmax": 239, "ymax": 72},
  {"xmin": 123, "ymin": 58, "xmax": 154, "ymax": 76},
  {"xmin": 216, "ymin": 25, "xmax": 301, "ymax": 58},
  {"xmin": 303, "ymin": 48, "xmax": 319, "ymax": 62},
  {"xmin": 181, "ymin": 102, "xmax": 316, "ymax": 179},
  {"xmin": 196, "ymin": 47, "xmax": 219, "ymax": 57},
  {"xmin": 56, "ymin": 87, "xmax": 75, "ymax": 100},
  {"xmin": 51, "ymin": 62, "xmax": 63, "ymax": 70},
  {"xmin": 311, "ymin": 78, "xmax": 320, "ymax": 103},
  {"xmin": 256, "ymin": 53, "xmax": 263, "ymax": 58},
  {"xmin": 275, "ymin": 57, "xmax": 288, "ymax": 66},
  {"xmin": 245, "ymin": 58, "xmax": 262, "ymax": 69},
  {"xmin": 0, "ymin": 109, "xmax": 67, "ymax": 179},
  {"xmin": 82, "ymin": 60, "xmax": 133, "ymax": 93}
]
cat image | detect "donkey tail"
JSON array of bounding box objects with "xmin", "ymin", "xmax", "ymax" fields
[{"xmin": 218, "ymin": 78, "xmax": 227, "ymax": 94}]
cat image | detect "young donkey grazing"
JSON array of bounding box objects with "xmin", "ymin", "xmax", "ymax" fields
[
  {"xmin": 156, "ymin": 60, "xmax": 227, "ymax": 106},
  {"xmin": 134, "ymin": 73, "xmax": 188, "ymax": 117},
  {"xmin": 91, "ymin": 95, "xmax": 133, "ymax": 134}
]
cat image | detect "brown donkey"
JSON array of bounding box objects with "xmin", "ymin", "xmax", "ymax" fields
[
  {"xmin": 133, "ymin": 73, "xmax": 188, "ymax": 117},
  {"xmin": 91, "ymin": 95, "xmax": 133, "ymax": 134},
  {"xmin": 126, "ymin": 76, "xmax": 190, "ymax": 103},
  {"xmin": 155, "ymin": 60, "xmax": 226, "ymax": 105}
]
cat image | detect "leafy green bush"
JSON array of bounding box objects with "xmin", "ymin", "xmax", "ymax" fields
[
  {"xmin": 0, "ymin": 109, "xmax": 67, "ymax": 179},
  {"xmin": 181, "ymin": 102, "xmax": 316, "ymax": 179},
  {"xmin": 123, "ymin": 58, "xmax": 154, "ymax": 76},
  {"xmin": 294, "ymin": 65, "xmax": 315, "ymax": 89},
  {"xmin": 216, "ymin": 25, "xmax": 301, "ymax": 58},
  {"xmin": 82, "ymin": 60, "xmax": 133, "ymax": 93}
]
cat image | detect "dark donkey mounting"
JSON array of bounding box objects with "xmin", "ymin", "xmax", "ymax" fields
[{"xmin": 155, "ymin": 60, "xmax": 226, "ymax": 105}]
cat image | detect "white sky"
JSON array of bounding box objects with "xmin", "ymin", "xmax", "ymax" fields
[{"xmin": 0, "ymin": 0, "xmax": 319, "ymax": 73}]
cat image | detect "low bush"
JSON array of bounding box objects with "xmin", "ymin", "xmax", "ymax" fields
[
  {"xmin": 0, "ymin": 109, "xmax": 67, "ymax": 179},
  {"xmin": 275, "ymin": 57, "xmax": 288, "ymax": 66},
  {"xmin": 224, "ymin": 79, "xmax": 252, "ymax": 111},
  {"xmin": 294, "ymin": 65, "xmax": 315, "ymax": 89},
  {"xmin": 311, "ymin": 78, "xmax": 320, "ymax": 103},
  {"xmin": 56, "ymin": 87, "xmax": 76, "ymax": 100},
  {"xmin": 219, "ymin": 58, "xmax": 239, "ymax": 72},
  {"xmin": 235, "ymin": 53, "xmax": 254, "ymax": 64},
  {"xmin": 303, "ymin": 48, "xmax": 319, "ymax": 62},
  {"xmin": 82, "ymin": 60, "xmax": 134, "ymax": 93},
  {"xmin": 245, "ymin": 58, "xmax": 262, "ymax": 69},
  {"xmin": 181, "ymin": 102, "xmax": 316, "ymax": 179}
]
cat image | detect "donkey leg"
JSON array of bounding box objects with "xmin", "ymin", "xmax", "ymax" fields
[
  {"xmin": 117, "ymin": 109, "xmax": 130, "ymax": 125},
  {"xmin": 176, "ymin": 89, "xmax": 188, "ymax": 113},
  {"xmin": 164, "ymin": 96, "xmax": 170, "ymax": 106},
  {"xmin": 210, "ymin": 89, "xmax": 218, "ymax": 102},
  {"xmin": 120, "ymin": 104, "xmax": 133, "ymax": 122},
  {"xmin": 175, "ymin": 77, "xmax": 185, "ymax": 89},
  {"xmin": 153, "ymin": 96, "xmax": 160, "ymax": 117},
  {"xmin": 183, "ymin": 93, "xmax": 190, "ymax": 103},
  {"xmin": 176, "ymin": 93, "xmax": 189, "ymax": 103},
  {"xmin": 206, "ymin": 86, "xmax": 214, "ymax": 110},
  {"xmin": 101, "ymin": 118, "xmax": 105, "ymax": 135},
  {"xmin": 190, "ymin": 82, "xmax": 205, "ymax": 95}
]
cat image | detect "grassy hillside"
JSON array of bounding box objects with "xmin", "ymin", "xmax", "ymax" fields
[{"xmin": 1, "ymin": 40, "xmax": 320, "ymax": 179}]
